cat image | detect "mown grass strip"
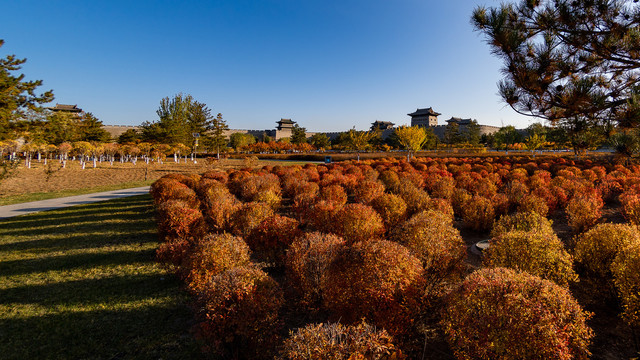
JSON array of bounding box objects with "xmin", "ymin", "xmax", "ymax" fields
[{"xmin": 0, "ymin": 194, "xmax": 202, "ymax": 360}]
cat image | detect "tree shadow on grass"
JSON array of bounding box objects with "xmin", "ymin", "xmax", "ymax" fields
[
  {"xmin": 0, "ymin": 249, "xmax": 157, "ymax": 277},
  {"xmin": 0, "ymin": 304, "xmax": 204, "ymax": 360}
]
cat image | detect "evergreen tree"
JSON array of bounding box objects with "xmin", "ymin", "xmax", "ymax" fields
[
  {"xmin": 472, "ymin": 0, "xmax": 640, "ymax": 150},
  {"xmin": 209, "ymin": 113, "xmax": 229, "ymax": 158},
  {"xmin": 0, "ymin": 39, "xmax": 54, "ymax": 140},
  {"xmin": 308, "ymin": 133, "xmax": 331, "ymax": 149},
  {"xmin": 290, "ymin": 124, "xmax": 307, "ymax": 144},
  {"xmin": 444, "ymin": 122, "xmax": 461, "ymax": 146},
  {"xmin": 78, "ymin": 112, "xmax": 111, "ymax": 142},
  {"xmin": 117, "ymin": 129, "xmax": 141, "ymax": 144}
]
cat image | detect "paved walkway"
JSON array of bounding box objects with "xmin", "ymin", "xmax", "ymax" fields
[{"xmin": 0, "ymin": 186, "xmax": 151, "ymax": 220}]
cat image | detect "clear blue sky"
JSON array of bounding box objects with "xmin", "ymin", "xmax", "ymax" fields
[{"xmin": 1, "ymin": 0, "xmax": 536, "ymax": 132}]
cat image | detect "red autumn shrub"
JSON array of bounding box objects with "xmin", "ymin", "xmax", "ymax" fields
[
  {"xmin": 371, "ymin": 192, "xmax": 409, "ymax": 229},
  {"xmin": 334, "ymin": 203, "xmax": 385, "ymax": 244},
  {"xmin": 517, "ymin": 194, "xmax": 549, "ymax": 217},
  {"xmin": 201, "ymin": 170, "xmax": 228, "ymax": 183},
  {"xmin": 193, "ymin": 266, "xmax": 284, "ymax": 359},
  {"xmin": 611, "ymin": 242, "xmax": 640, "ymax": 328},
  {"xmin": 566, "ymin": 193, "xmax": 603, "ymax": 233},
  {"xmin": 427, "ymin": 175, "xmax": 455, "ymax": 199},
  {"xmin": 451, "ymin": 188, "xmax": 472, "ymax": 217},
  {"xmin": 390, "ymin": 210, "xmax": 466, "ymax": 298},
  {"xmin": 286, "ymin": 232, "xmax": 346, "ymax": 307},
  {"xmin": 246, "ymin": 215, "xmax": 301, "ymax": 265},
  {"xmin": 150, "ymin": 178, "xmax": 191, "ymax": 205},
  {"xmin": 395, "ymin": 180, "xmax": 432, "ymax": 215},
  {"xmin": 305, "ymin": 200, "xmax": 343, "ymax": 233},
  {"xmin": 228, "ymin": 202, "xmax": 274, "ymax": 237},
  {"xmin": 619, "ymin": 191, "xmax": 640, "ymax": 225},
  {"xmin": 484, "ymin": 230, "xmax": 577, "ymax": 287},
  {"xmin": 428, "ymin": 197, "xmax": 454, "ymax": 221},
  {"xmin": 352, "ymin": 180, "xmax": 385, "ymax": 204},
  {"xmin": 442, "ymin": 267, "xmax": 593, "ymax": 360},
  {"xmin": 238, "ymin": 173, "xmax": 281, "ymax": 202},
  {"xmin": 156, "ymin": 199, "xmax": 206, "ymax": 242},
  {"xmin": 253, "ymin": 189, "xmax": 282, "ymax": 209},
  {"xmin": 504, "ymin": 180, "xmax": 529, "ymax": 211},
  {"xmin": 184, "ymin": 233, "xmax": 251, "ymax": 293},
  {"xmin": 378, "ymin": 170, "xmax": 402, "ymax": 191},
  {"xmin": 573, "ymin": 223, "xmax": 640, "ymax": 281},
  {"xmin": 279, "ymin": 322, "xmax": 403, "ymax": 360},
  {"xmin": 323, "ymin": 240, "xmax": 425, "ymax": 337},
  {"xmin": 462, "ymin": 195, "xmax": 495, "ymax": 232},
  {"xmin": 319, "ymin": 184, "xmax": 348, "ymax": 205},
  {"xmin": 490, "ymin": 193, "xmax": 510, "ymax": 216},
  {"xmin": 490, "ymin": 211, "xmax": 555, "ymax": 238},
  {"xmin": 200, "ymin": 180, "xmax": 241, "ymax": 231},
  {"xmin": 226, "ymin": 170, "xmax": 251, "ymax": 196}
]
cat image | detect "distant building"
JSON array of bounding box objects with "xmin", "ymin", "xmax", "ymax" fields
[
  {"xmin": 47, "ymin": 104, "xmax": 83, "ymax": 113},
  {"xmin": 408, "ymin": 107, "xmax": 440, "ymax": 127},
  {"xmin": 371, "ymin": 120, "xmax": 395, "ymax": 131}
]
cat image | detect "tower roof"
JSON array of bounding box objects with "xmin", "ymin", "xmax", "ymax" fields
[
  {"xmin": 47, "ymin": 104, "xmax": 82, "ymax": 113},
  {"xmin": 408, "ymin": 107, "xmax": 441, "ymax": 117}
]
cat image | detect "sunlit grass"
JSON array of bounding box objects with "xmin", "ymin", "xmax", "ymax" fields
[{"xmin": 0, "ymin": 194, "xmax": 202, "ymax": 360}]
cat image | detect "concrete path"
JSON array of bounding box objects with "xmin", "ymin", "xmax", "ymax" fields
[{"xmin": 0, "ymin": 186, "xmax": 151, "ymax": 220}]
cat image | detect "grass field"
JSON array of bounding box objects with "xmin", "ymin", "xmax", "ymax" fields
[{"xmin": 0, "ymin": 194, "xmax": 203, "ymax": 360}]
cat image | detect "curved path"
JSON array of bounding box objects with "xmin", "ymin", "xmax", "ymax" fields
[{"xmin": 0, "ymin": 186, "xmax": 151, "ymax": 220}]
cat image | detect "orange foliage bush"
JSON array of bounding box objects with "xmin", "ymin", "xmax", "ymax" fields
[
  {"xmin": 246, "ymin": 215, "xmax": 301, "ymax": 265},
  {"xmin": 184, "ymin": 233, "xmax": 251, "ymax": 292},
  {"xmin": 228, "ymin": 202, "xmax": 274, "ymax": 237},
  {"xmin": 155, "ymin": 199, "xmax": 206, "ymax": 242},
  {"xmin": 611, "ymin": 243, "xmax": 640, "ymax": 328},
  {"xmin": 462, "ymin": 195, "xmax": 495, "ymax": 232},
  {"xmin": 566, "ymin": 193, "xmax": 603, "ymax": 233},
  {"xmin": 619, "ymin": 191, "xmax": 640, "ymax": 225},
  {"xmin": 200, "ymin": 180, "xmax": 241, "ymax": 231},
  {"xmin": 334, "ymin": 203, "xmax": 385, "ymax": 244},
  {"xmin": 323, "ymin": 240, "xmax": 425, "ymax": 337},
  {"xmin": 442, "ymin": 268, "xmax": 593, "ymax": 360},
  {"xmin": 371, "ymin": 192, "xmax": 408, "ymax": 229},
  {"xmin": 517, "ymin": 194, "xmax": 549, "ymax": 217},
  {"xmin": 286, "ymin": 232, "xmax": 346, "ymax": 308},
  {"xmin": 573, "ymin": 223, "xmax": 640, "ymax": 281},
  {"xmin": 390, "ymin": 210, "xmax": 466, "ymax": 298},
  {"xmin": 484, "ymin": 230, "xmax": 577, "ymax": 287},
  {"xmin": 193, "ymin": 266, "xmax": 284, "ymax": 359},
  {"xmin": 279, "ymin": 322, "xmax": 403, "ymax": 360},
  {"xmin": 490, "ymin": 211, "xmax": 554, "ymax": 238},
  {"xmin": 319, "ymin": 184, "xmax": 348, "ymax": 205},
  {"xmin": 352, "ymin": 179, "xmax": 385, "ymax": 204}
]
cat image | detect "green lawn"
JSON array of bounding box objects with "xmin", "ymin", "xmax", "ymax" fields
[{"xmin": 0, "ymin": 195, "xmax": 203, "ymax": 360}]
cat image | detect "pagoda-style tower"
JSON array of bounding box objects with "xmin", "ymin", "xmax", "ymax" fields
[
  {"xmin": 408, "ymin": 107, "xmax": 440, "ymax": 127},
  {"xmin": 275, "ymin": 118, "xmax": 296, "ymax": 140}
]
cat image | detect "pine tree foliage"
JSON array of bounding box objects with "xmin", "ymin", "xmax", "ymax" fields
[
  {"xmin": 472, "ymin": 0, "xmax": 640, "ymax": 151},
  {"xmin": 0, "ymin": 39, "xmax": 54, "ymax": 140}
]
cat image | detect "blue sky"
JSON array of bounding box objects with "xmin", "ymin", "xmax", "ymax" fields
[{"xmin": 1, "ymin": 0, "xmax": 536, "ymax": 131}]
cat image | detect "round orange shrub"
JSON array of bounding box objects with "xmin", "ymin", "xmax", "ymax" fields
[
  {"xmin": 573, "ymin": 223, "xmax": 640, "ymax": 280},
  {"xmin": 286, "ymin": 232, "xmax": 346, "ymax": 307},
  {"xmin": 442, "ymin": 267, "xmax": 593, "ymax": 360},
  {"xmin": 238, "ymin": 173, "xmax": 281, "ymax": 201},
  {"xmin": 611, "ymin": 243, "xmax": 640, "ymax": 328},
  {"xmin": 319, "ymin": 184, "xmax": 348, "ymax": 205},
  {"xmin": 428, "ymin": 197, "xmax": 454, "ymax": 221},
  {"xmin": 390, "ymin": 210, "xmax": 466, "ymax": 295},
  {"xmin": 370, "ymin": 192, "xmax": 408, "ymax": 229},
  {"xmin": 451, "ymin": 188, "xmax": 472, "ymax": 217},
  {"xmin": 323, "ymin": 240, "xmax": 425, "ymax": 337},
  {"xmin": 484, "ymin": 230, "xmax": 577, "ymax": 287},
  {"xmin": 490, "ymin": 211, "xmax": 555, "ymax": 239},
  {"xmin": 200, "ymin": 181, "xmax": 241, "ymax": 231},
  {"xmin": 566, "ymin": 193, "xmax": 603, "ymax": 233},
  {"xmin": 334, "ymin": 203, "xmax": 385, "ymax": 244},
  {"xmin": 184, "ymin": 233, "xmax": 251, "ymax": 292},
  {"xmin": 246, "ymin": 215, "xmax": 301, "ymax": 265},
  {"xmin": 396, "ymin": 182, "xmax": 431, "ymax": 215},
  {"xmin": 156, "ymin": 199, "xmax": 206, "ymax": 242},
  {"xmin": 352, "ymin": 180, "xmax": 385, "ymax": 204},
  {"xmin": 517, "ymin": 194, "xmax": 549, "ymax": 217},
  {"xmin": 619, "ymin": 191, "xmax": 640, "ymax": 225},
  {"xmin": 462, "ymin": 195, "xmax": 495, "ymax": 232},
  {"xmin": 193, "ymin": 266, "xmax": 284, "ymax": 359},
  {"xmin": 150, "ymin": 178, "xmax": 191, "ymax": 205},
  {"xmin": 305, "ymin": 200, "xmax": 342, "ymax": 233},
  {"xmin": 228, "ymin": 202, "xmax": 274, "ymax": 237},
  {"xmin": 253, "ymin": 189, "xmax": 282, "ymax": 209},
  {"xmin": 279, "ymin": 322, "xmax": 403, "ymax": 360},
  {"xmin": 490, "ymin": 193, "xmax": 510, "ymax": 216}
]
